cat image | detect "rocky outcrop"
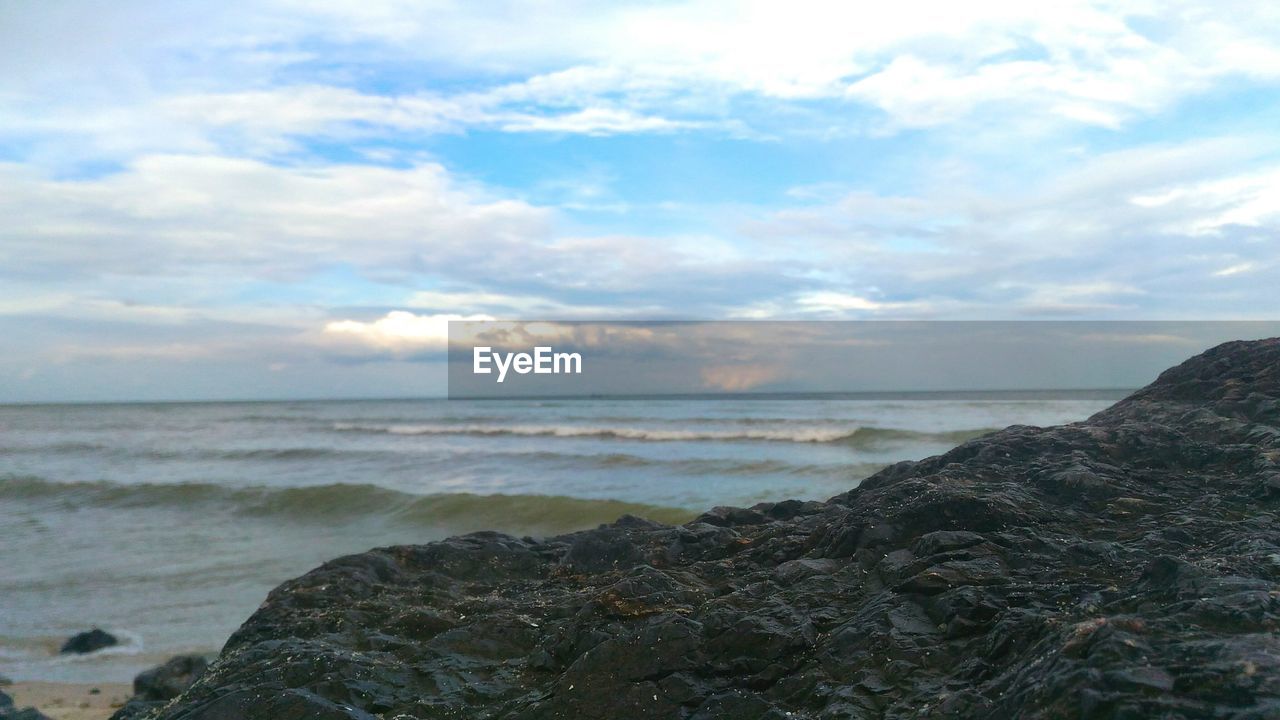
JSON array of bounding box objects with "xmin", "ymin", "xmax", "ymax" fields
[
  {"xmin": 59, "ymin": 628, "xmax": 118, "ymax": 654},
  {"xmin": 138, "ymin": 339, "xmax": 1280, "ymax": 719}
]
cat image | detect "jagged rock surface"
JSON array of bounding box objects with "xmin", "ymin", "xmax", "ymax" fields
[{"xmin": 138, "ymin": 339, "xmax": 1280, "ymax": 719}]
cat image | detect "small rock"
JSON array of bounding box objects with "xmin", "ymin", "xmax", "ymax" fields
[
  {"xmin": 913, "ymin": 530, "xmax": 985, "ymax": 557},
  {"xmin": 132, "ymin": 655, "xmax": 208, "ymax": 702},
  {"xmin": 771, "ymin": 558, "xmax": 840, "ymax": 586},
  {"xmin": 59, "ymin": 628, "xmax": 118, "ymax": 654}
]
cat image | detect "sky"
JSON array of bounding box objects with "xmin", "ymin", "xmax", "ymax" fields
[{"xmin": 1, "ymin": 0, "xmax": 1278, "ymax": 401}]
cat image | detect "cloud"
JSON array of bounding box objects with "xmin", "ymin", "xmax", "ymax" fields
[
  {"xmin": 1213, "ymin": 262, "xmax": 1259, "ymax": 277},
  {"xmin": 1076, "ymin": 332, "xmax": 1196, "ymax": 345},
  {"xmin": 406, "ymin": 289, "xmax": 625, "ymax": 317},
  {"xmin": 498, "ymin": 107, "xmax": 700, "ymax": 135},
  {"xmin": 322, "ymin": 311, "xmax": 493, "ymax": 353},
  {"xmin": 279, "ymin": 0, "xmax": 1280, "ymax": 120},
  {"xmin": 744, "ymin": 139, "xmax": 1280, "ymax": 318},
  {"xmin": 5, "ymin": 136, "xmax": 1279, "ymax": 333},
  {"xmin": 794, "ymin": 292, "xmax": 889, "ymax": 313},
  {"xmin": 1006, "ymin": 282, "xmax": 1147, "ymax": 314},
  {"xmin": 1129, "ymin": 166, "xmax": 1280, "ymax": 234},
  {"xmin": 51, "ymin": 342, "xmax": 217, "ymax": 363},
  {"xmin": 101, "ymin": 84, "xmax": 697, "ymax": 157},
  {"xmin": 0, "ymin": 155, "xmax": 552, "ymax": 281},
  {"xmin": 0, "ymin": 154, "xmax": 799, "ymax": 316},
  {"xmin": 699, "ymin": 363, "xmax": 786, "ymax": 392},
  {"xmin": 5, "ymin": 0, "xmax": 1280, "ymax": 165}
]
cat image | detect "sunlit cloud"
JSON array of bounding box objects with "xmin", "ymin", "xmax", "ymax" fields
[
  {"xmin": 698, "ymin": 363, "xmax": 787, "ymax": 392},
  {"xmin": 323, "ymin": 311, "xmax": 494, "ymax": 352}
]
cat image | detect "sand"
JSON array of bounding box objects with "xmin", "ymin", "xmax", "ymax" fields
[{"xmin": 4, "ymin": 682, "xmax": 132, "ymax": 720}]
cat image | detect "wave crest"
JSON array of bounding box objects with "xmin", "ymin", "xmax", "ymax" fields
[
  {"xmin": 1, "ymin": 476, "xmax": 695, "ymax": 536},
  {"xmin": 331, "ymin": 422, "xmax": 998, "ymax": 446}
]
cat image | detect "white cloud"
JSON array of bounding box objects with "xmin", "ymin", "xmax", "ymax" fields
[
  {"xmin": 160, "ymin": 84, "xmax": 700, "ymax": 144},
  {"xmin": 742, "ymin": 139, "xmax": 1280, "ymax": 318},
  {"xmin": 1213, "ymin": 262, "xmax": 1258, "ymax": 277},
  {"xmin": 1008, "ymin": 281, "xmax": 1147, "ymax": 313},
  {"xmin": 0, "ymin": 293, "xmax": 79, "ymax": 316},
  {"xmin": 322, "ymin": 311, "xmax": 493, "ymax": 352},
  {"xmin": 160, "ymin": 86, "xmax": 458, "ymax": 136},
  {"xmin": 4, "ymin": 134, "xmax": 1278, "ymax": 327},
  {"xmin": 499, "ymin": 107, "xmax": 699, "ymax": 135},
  {"xmin": 253, "ymin": 1, "xmax": 1280, "ymax": 132},
  {"xmin": 5, "ymin": 0, "xmax": 1280, "ymax": 160},
  {"xmin": 0, "ymin": 153, "xmax": 801, "ymax": 321},
  {"xmin": 406, "ymin": 289, "xmax": 626, "ymax": 317},
  {"xmin": 1131, "ymin": 167, "xmax": 1280, "ymax": 234},
  {"xmin": 0, "ymin": 155, "xmax": 553, "ymax": 280},
  {"xmin": 795, "ymin": 292, "xmax": 886, "ymax": 312}
]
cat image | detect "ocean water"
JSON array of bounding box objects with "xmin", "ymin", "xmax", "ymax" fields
[{"xmin": 0, "ymin": 391, "xmax": 1124, "ymax": 682}]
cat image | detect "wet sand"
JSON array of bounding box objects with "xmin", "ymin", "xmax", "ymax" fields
[{"xmin": 5, "ymin": 682, "xmax": 131, "ymax": 720}]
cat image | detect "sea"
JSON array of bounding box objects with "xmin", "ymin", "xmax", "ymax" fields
[{"xmin": 0, "ymin": 391, "xmax": 1124, "ymax": 682}]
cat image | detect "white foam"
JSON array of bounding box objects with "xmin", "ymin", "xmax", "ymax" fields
[{"xmin": 333, "ymin": 422, "xmax": 858, "ymax": 443}]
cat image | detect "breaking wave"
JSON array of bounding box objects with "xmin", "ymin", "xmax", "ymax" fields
[
  {"xmin": 331, "ymin": 422, "xmax": 998, "ymax": 447},
  {"xmin": 1, "ymin": 475, "xmax": 696, "ymax": 536}
]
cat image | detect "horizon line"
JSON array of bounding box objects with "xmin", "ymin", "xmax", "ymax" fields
[{"xmin": 0, "ymin": 387, "xmax": 1138, "ymax": 407}]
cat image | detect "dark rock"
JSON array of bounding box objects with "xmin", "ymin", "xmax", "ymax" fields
[
  {"xmin": 695, "ymin": 506, "xmax": 770, "ymax": 527},
  {"xmin": 105, "ymin": 655, "xmax": 208, "ymax": 720},
  {"xmin": 138, "ymin": 338, "xmax": 1280, "ymax": 718},
  {"xmin": 59, "ymin": 628, "xmax": 118, "ymax": 654},
  {"xmin": 111, "ymin": 701, "xmax": 161, "ymax": 720},
  {"xmin": 135, "ymin": 655, "xmax": 208, "ymax": 701}
]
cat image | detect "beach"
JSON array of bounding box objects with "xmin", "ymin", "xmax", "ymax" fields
[{"xmin": 4, "ymin": 682, "xmax": 130, "ymax": 720}]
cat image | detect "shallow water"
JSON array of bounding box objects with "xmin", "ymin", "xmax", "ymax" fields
[{"xmin": 0, "ymin": 391, "xmax": 1122, "ymax": 681}]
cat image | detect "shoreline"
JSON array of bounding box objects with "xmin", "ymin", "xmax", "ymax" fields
[{"xmin": 4, "ymin": 682, "xmax": 131, "ymax": 720}]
